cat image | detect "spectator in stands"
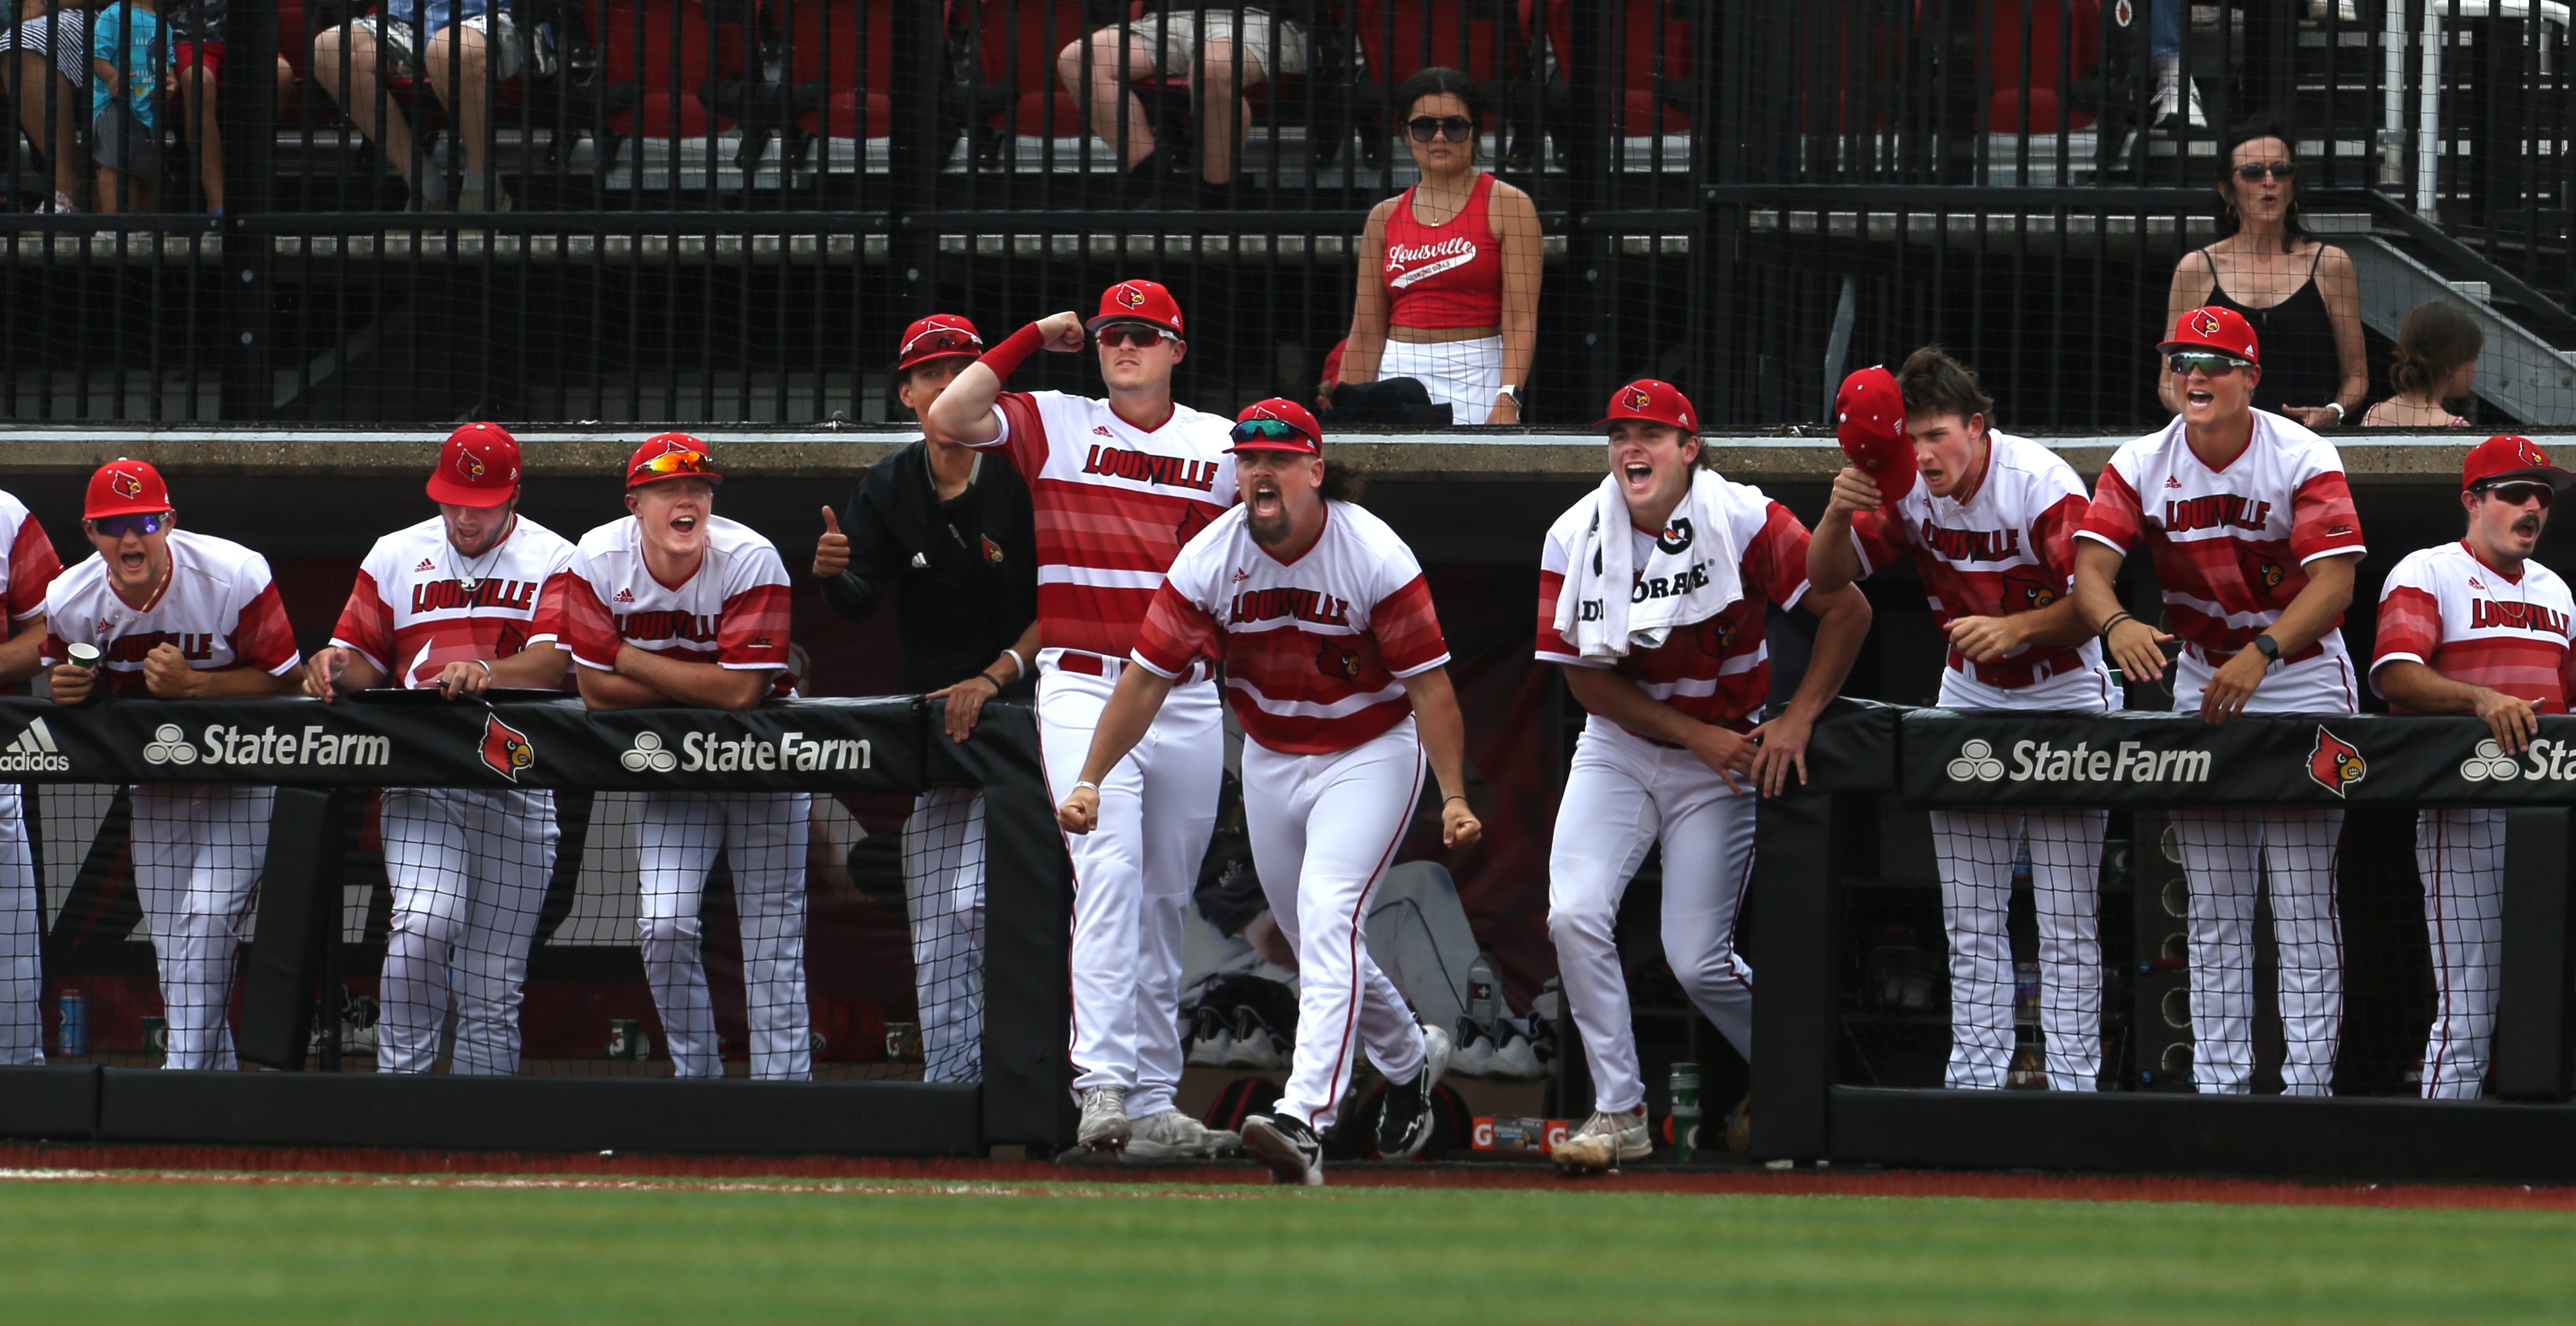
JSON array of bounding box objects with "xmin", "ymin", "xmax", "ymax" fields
[
  {"xmin": 2364, "ymin": 301, "xmax": 2483, "ymax": 429},
  {"xmin": 1, "ymin": 0, "xmax": 93, "ymax": 212},
  {"xmin": 2147, "ymin": 0, "xmax": 2203, "ymax": 133},
  {"xmin": 2162, "ymin": 120, "xmax": 2367, "ymax": 430},
  {"xmin": 164, "ymin": 2, "xmax": 298, "ymax": 215},
  {"xmin": 1055, "ymin": 2, "xmax": 1312, "ymax": 200},
  {"xmin": 311, "ymin": 0, "xmax": 524, "ymax": 211},
  {"xmin": 86, "ymin": 0, "xmax": 162, "ymax": 214},
  {"xmin": 812, "ymin": 315, "xmax": 1040, "ymax": 1086},
  {"xmin": 1336, "ymin": 68, "xmax": 1540, "ymax": 426}
]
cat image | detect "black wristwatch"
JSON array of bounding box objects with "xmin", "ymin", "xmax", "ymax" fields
[{"xmin": 2252, "ymin": 634, "xmax": 2281, "ymax": 660}]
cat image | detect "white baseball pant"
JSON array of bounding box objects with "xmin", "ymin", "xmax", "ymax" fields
[
  {"xmin": 1547, "ymin": 721, "xmax": 1755, "ymax": 1115},
  {"xmin": 130, "ymin": 784, "xmax": 274, "ymax": 1071},
  {"xmin": 636, "ymin": 790, "xmax": 812, "ymax": 1081},
  {"xmin": 2415, "ymin": 807, "xmax": 2503, "ymax": 1100},
  {"xmin": 902, "ymin": 786, "xmax": 986, "ymax": 1085},
  {"xmin": 1039, "ymin": 653, "xmax": 1222, "ymax": 1120},
  {"xmin": 0, "ymin": 788, "xmax": 41, "ymax": 1065},
  {"xmin": 1240, "ymin": 717, "xmax": 1431, "ymax": 1132},
  {"xmin": 1932, "ymin": 660, "xmax": 2112, "ymax": 1092},
  {"xmin": 375, "ymin": 787, "xmax": 556, "ymax": 1075}
]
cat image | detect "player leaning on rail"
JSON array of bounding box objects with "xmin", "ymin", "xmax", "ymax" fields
[
  {"xmin": 2370, "ymin": 435, "xmax": 2576, "ymax": 1100},
  {"xmin": 0, "ymin": 485, "xmax": 61, "ymax": 1067}
]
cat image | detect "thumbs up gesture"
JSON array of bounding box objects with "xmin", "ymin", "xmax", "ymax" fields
[{"xmin": 813, "ymin": 505, "xmax": 850, "ymax": 578}]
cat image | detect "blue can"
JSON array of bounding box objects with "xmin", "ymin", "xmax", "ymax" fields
[{"xmin": 57, "ymin": 991, "xmax": 86, "ymax": 1059}]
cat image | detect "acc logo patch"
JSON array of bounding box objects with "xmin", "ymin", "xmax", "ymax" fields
[
  {"xmin": 2307, "ymin": 726, "xmax": 2367, "ymax": 797},
  {"xmin": 110, "ymin": 469, "xmax": 144, "ymax": 499},
  {"xmin": 2192, "ymin": 308, "xmax": 2225, "ymax": 340},
  {"xmin": 480, "ymin": 713, "xmax": 536, "ymax": 782},
  {"xmin": 1316, "ymin": 641, "xmax": 1362, "ymax": 679}
]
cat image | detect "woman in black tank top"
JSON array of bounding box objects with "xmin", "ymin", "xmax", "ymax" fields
[{"xmin": 2160, "ymin": 120, "xmax": 2368, "ymax": 430}]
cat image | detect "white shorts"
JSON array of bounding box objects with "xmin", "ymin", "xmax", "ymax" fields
[
  {"xmin": 1378, "ymin": 335, "xmax": 1504, "ymax": 426},
  {"xmin": 0, "ymin": 8, "xmax": 90, "ymax": 88},
  {"xmin": 1115, "ymin": 10, "xmax": 1309, "ymax": 79},
  {"xmin": 345, "ymin": 12, "xmax": 526, "ymax": 84}
]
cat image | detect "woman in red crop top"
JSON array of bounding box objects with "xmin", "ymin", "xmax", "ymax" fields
[{"xmin": 1338, "ymin": 67, "xmax": 1541, "ymax": 426}]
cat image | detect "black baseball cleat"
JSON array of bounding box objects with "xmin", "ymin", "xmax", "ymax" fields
[
  {"xmin": 1241, "ymin": 1113, "xmax": 1325, "ymax": 1186},
  {"xmin": 1375, "ymin": 1023, "xmax": 1454, "ymax": 1161}
]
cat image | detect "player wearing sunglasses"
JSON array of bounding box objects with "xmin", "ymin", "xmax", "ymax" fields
[
  {"xmin": 0, "ymin": 482, "xmax": 62, "ymax": 1068},
  {"xmin": 40, "ymin": 458, "xmax": 304, "ymax": 1071},
  {"xmin": 925, "ymin": 279, "xmax": 1241, "ymax": 1160},
  {"xmin": 2073, "ymin": 304, "xmax": 2367, "ymax": 1099},
  {"xmin": 1338, "ymin": 67, "xmax": 1540, "ymax": 427},
  {"xmin": 2372, "ymin": 436, "xmax": 2576, "ymax": 1099}
]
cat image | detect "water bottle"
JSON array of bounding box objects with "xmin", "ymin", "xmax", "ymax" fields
[
  {"xmin": 1669, "ymin": 1062, "xmax": 1702, "ymax": 1162},
  {"xmin": 57, "ymin": 991, "xmax": 86, "ymax": 1058},
  {"xmin": 1466, "ymin": 946, "xmax": 1498, "ymax": 1031}
]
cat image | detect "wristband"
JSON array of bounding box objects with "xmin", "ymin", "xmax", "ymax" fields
[
  {"xmin": 2325, "ymin": 401, "xmax": 2346, "ymax": 422},
  {"xmin": 1072, "ymin": 779, "xmax": 1099, "ymax": 794},
  {"xmin": 1001, "ymin": 648, "xmax": 1028, "ymax": 680},
  {"xmin": 980, "ymin": 322, "xmax": 1047, "ymax": 382},
  {"xmin": 977, "ymin": 671, "xmax": 1005, "ymax": 694},
  {"xmin": 472, "ymin": 659, "xmax": 495, "ymax": 678},
  {"xmin": 2099, "ymin": 611, "xmax": 2134, "ymax": 639},
  {"xmin": 1445, "ymin": 795, "xmax": 1470, "ymax": 805}
]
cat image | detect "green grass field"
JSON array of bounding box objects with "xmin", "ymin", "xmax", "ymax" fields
[{"xmin": 7, "ymin": 1172, "xmax": 2573, "ymax": 1325}]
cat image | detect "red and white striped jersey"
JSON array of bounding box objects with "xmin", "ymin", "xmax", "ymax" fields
[
  {"xmin": 557, "ymin": 514, "xmax": 796, "ymax": 697},
  {"xmin": 1133, "ymin": 501, "xmax": 1449, "ymax": 755},
  {"xmin": 40, "ymin": 529, "xmax": 301, "ymax": 695},
  {"xmin": 2372, "ymin": 541, "xmax": 2576, "ymax": 712},
  {"xmin": 1534, "ymin": 477, "xmax": 1813, "ymax": 735},
  {"xmin": 1850, "ymin": 429, "xmax": 2104, "ymax": 689},
  {"xmin": 2077, "ymin": 413, "xmax": 2366, "ymax": 661},
  {"xmin": 0, "ymin": 489, "xmax": 63, "ymax": 626},
  {"xmin": 973, "ymin": 390, "xmax": 1235, "ymax": 660},
  {"xmin": 328, "ymin": 514, "xmax": 579, "ymax": 689}
]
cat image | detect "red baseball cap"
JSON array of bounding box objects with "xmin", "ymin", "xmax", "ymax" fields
[
  {"xmin": 894, "ymin": 314, "xmax": 984, "ymax": 372},
  {"xmin": 1596, "ymin": 379, "xmax": 1698, "ymax": 433},
  {"xmin": 427, "ymin": 422, "xmax": 522, "ymax": 506},
  {"xmin": 626, "ymin": 432, "xmax": 724, "ymax": 489},
  {"xmin": 1229, "ymin": 398, "xmax": 1324, "ymax": 456},
  {"xmin": 85, "ymin": 458, "xmax": 171, "ymax": 519},
  {"xmin": 2462, "ymin": 434, "xmax": 2575, "ymax": 492},
  {"xmin": 1834, "ymin": 365, "xmax": 1918, "ymax": 503},
  {"xmin": 1086, "ymin": 279, "xmax": 1185, "ymax": 339},
  {"xmin": 2161, "ymin": 305, "xmax": 2262, "ymax": 365}
]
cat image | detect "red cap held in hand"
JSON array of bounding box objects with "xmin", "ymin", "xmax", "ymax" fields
[
  {"xmin": 1085, "ymin": 279, "xmax": 1185, "ymax": 339},
  {"xmin": 1835, "ymin": 365, "xmax": 1917, "ymax": 503},
  {"xmin": 1228, "ymin": 398, "xmax": 1324, "ymax": 455},
  {"xmin": 85, "ymin": 458, "xmax": 171, "ymax": 519},
  {"xmin": 2160, "ymin": 305, "xmax": 2262, "ymax": 365},
  {"xmin": 427, "ymin": 422, "xmax": 522, "ymax": 506},
  {"xmin": 894, "ymin": 314, "xmax": 984, "ymax": 371},
  {"xmin": 1595, "ymin": 379, "xmax": 1698, "ymax": 434},
  {"xmin": 626, "ymin": 432, "xmax": 724, "ymax": 489},
  {"xmin": 2462, "ymin": 434, "xmax": 2575, "ymax": 492}
]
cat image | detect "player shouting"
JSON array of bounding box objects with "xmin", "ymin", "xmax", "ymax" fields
[
  {"xmin": 43, "ymin": 459, "xmax": 303, "ymax": 1070},
  {"xmin": 0, "ymin": 487, "xmax": 62, "ymax": 1066},
  {"xmin": 2074, "ymin": 306, "xmax": 2366, "ymax": 1096},
  {"xmin": 558, "ymin": 437, "xmax": 812, "ymax": 1080},
  {"xmin": 306, "ymin": 424, "xmax": 579, "ymax": 1075},
  {"xmin": 814, "ymin": 314, "xmax": 1040, "ymax": 1086},
  {"xmin": 1540, "ymin": 381, "xmax": 1872, "ymax": 1174},
  {"xmin": 1059, "ymin": 400, "xmax": 1477, "ymax": 1185},
  {"xmin": 1808, "ymin": 352, "xmax": 2113, "ymax": 1091},
  {"xmin": 926, "ymin": 279, "xmax": 1237, "ymax": 1159},
  {"xmin": 2372, "ymin": 435, "xmax": 2576, "ymax": 1099}
]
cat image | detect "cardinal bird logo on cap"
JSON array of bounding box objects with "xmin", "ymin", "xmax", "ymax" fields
[
  {"xmin": 109, "ymin": 470, "xmax": 143, "ymax": 500},
  {"xmin": 2192, "ymin": 309, "xmax": 2225, "ymax": 340},
  {"xmin": 2522, "ymin": 438, "xmax": 2551, "ymax": 468},
  {"xmin": 1317, "ymin": 641, "xmax": 1362, "ymax": 679},
  {"xmin": 457, "ymin": 450, "xmax": 487, "ymax": 481},
  {"xmin": 1117, "ymin": 284, "xmax": 1148, "ymax": 309},
  {"xmin": 480, "ymin": 713, "xmax": 537, "ymax": 783},
  {"xmin": 2307, "ymin": 727, "xmax": 2366, "ymax": 798},
  {"xmin": 1625, "ymin": 386, "xmax": 1653, "ymax": 413}
]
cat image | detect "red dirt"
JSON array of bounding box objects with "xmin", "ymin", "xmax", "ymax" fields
[{"xmin": 2, "ymin": 1141, "xmax": 2571, "ymax": 1210}]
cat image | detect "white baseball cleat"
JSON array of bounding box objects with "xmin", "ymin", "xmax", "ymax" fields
[
  {"xmin": 1076, "ymin": 1086, "xmax": 1131, "ymax": 1153},
  {"xmin": 1553, "ymin": 1106, "xmax": 1651, "ymax": 1177},
  {"xmin": 1124, "ymin": 1109, "xmax": 1242, "ymax": 1160}
]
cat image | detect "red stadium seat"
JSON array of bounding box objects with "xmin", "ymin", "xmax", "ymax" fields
[
  {"xmin": 975, "ymin": 0, "xmax": 1090, "ymax": 137},
  {"xmin": 1986, "ymin": 0, "xmax": 2102, "ymax": 134},
  {"xmin": 597, "ymin": 0, "xmax": 730, "ymax": 138}
]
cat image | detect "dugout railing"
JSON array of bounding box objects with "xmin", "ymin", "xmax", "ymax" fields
[
  {"xmin": 1756, "ymin": 701, "xmax": 2576, "ymax": 1182},
  {"xmin": 0, "ymin": 694, "xmax": 1074, "ymax": 1157}
]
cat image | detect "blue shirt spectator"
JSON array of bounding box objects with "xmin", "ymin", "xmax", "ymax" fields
[{"xmin": 90, "ymin": 0, "xmax": 166, "ymax": 129}]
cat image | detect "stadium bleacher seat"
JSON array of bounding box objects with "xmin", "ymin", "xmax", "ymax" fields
[{"xmin": 1986, "ymin": 0, "xmax": 2102, "ymax": 134}]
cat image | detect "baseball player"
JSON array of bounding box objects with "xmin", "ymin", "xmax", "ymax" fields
[
  {"xmin": 2074, "ymin": 306, "xmax": 2366, "ymax": 1096},
  {"xmin": 1540, "ymin": 381, "xmax": 1873, "ymax": 1174},
  {"xmin": 1059, "ymin": 400, "xmax": 1479, "ymax": 1185},
  {"xmin": 813, "ymin": 314, "xmax": 1041, "ymax": 1087},
  {"xmin": 2371, "ymin": 435, "xmax": 2576, "ymax": 1099},
  {"xmin": 1808, "ymin": 351, "xmax": 2114, "ymax": 1091},
  {"xmin": 557, "ymin": 437, "xmax": 812, "ymax": 1081},
  {"xmin": 43, "ymin": 459, "xmax": 303, "ymax": 1071},
  {"xmin": 925, "ymin": 279, "xmax": 1238, "ymax": 1157},
  {"xmin": 0, "ymin": 488, "xmax": 64, "ymax": 1065},
  {"xmin": 306, "ymin": 424, "xmax": 578, "ymax": 1075}
]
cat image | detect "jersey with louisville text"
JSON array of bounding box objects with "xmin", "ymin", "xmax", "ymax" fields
[
  {"xmin": 973, "ymin": 390, "xmax": 1235, "ymax": 660},
  {"xmin": 329, "ymin": 514, "xmax": 579, "ymax": 689},
  {"xmin": 557, "ymin": 514, "xmax": 795, "ymax": 696},
  {"xmin": 1850, "ymin": 429, "xmax": 2104, "ymax": 689},
  {"xmin": 1133, "ymin": 501, "xmax": 1449, "ymax": 755},
  {"xmin": 2372, "ymin": 540, "xmax": 2576, "ymax": 712},
  {"xmin": 2077, "ymin": 411, "xmax": 2366, "ymax": 661},
  {"xmin": 40, "ymin": 529, "xmax": 300, "ymax": 695},
  {"xmin": 1534, "ymin": 476, "xmax": 1813, "ymax": 736},
  {"xmin": 0, "ymin": 489, "xmax": 64, "ymax": 627}
]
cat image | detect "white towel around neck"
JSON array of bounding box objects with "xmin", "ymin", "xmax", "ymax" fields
[{"xmin": 1548, "ymin": 469, "xmax": 1745, "ymax": 661}]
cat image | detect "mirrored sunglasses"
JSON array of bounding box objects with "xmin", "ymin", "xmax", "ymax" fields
[
  {"xmin": 899, "ymin": 327, "xmax": 982, "ymax": 361},
  {"xmin": 1230, "ymin": 418, "xmax": 1311, "ymax": 446},
  {"xmin": 1095, "ymin": 324, "xmax": 1169, "ymax": 349},
  {"xmin": 2478, "ymin": 481, "xmax": 2554, "ymax": 508},
  {"xmin": 634, "ymin": 450, "xmax": 711, "ymax": 477},
  {"xmin": 2167, "ymin": 351, "xmax": 2249, "ymax": 377},
  {"xmin": 88, "ymin": 511, "xmax": 169, "ymax": 539}
]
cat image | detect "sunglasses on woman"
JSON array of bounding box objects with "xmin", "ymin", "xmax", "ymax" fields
[
  {"xmin": 2233, "ymin": 161, "xmax": 2296, "ymax": 182},
  {"xmin": 1407, "ymin": 115, "xmax": 1474, "ymax": 143},
  {"xmin": 2478, "ymin": 481, "xmax": 2554, "ymax": 508},
  {"xmin": 1095, "ymin": 324, "xmax": 1168, "ymax": 349},
  {"xmin": 2167, "ymin": 351, "xmax": 2251, "ymax": 377},
  {"xmin": 86, "ymin": 512, "xmax": 169, "ymax": 539}
]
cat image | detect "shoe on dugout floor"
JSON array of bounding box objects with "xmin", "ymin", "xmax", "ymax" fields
[
  {"xmin": 1375, "ymin": 1023, "xmax": 1453, "ymax": 1161},
  {"xmin": 1241, "ymin": 1113, "xmax": 1325, "ymax": 1186},
  {"xmin": 1185, "ymin": 1005, "xmax": 1236, "ymax": 1067},
  {"xmin": 1450, "ymin": 1017, "xmax": 1496, "ymax": 1076},
  {"xmin": 1490, "ymin": 1028, "xmax": 1543, "ymax": 1080},
  {"xmin": 1124, "ymin": 1109, "xmax": 1242, "ymax": 1161},
  {"xmin": 1076, "ymin": 1085, "xmax": 1131, "ymax": 1154},
  {"xmin": 1223, "ymin": 1005, "xmax": 1289, "ymax": 1070},
  {"xmin": 1553, "ymin": 1106, "xmax": 1652, "ymax": 1176}
]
